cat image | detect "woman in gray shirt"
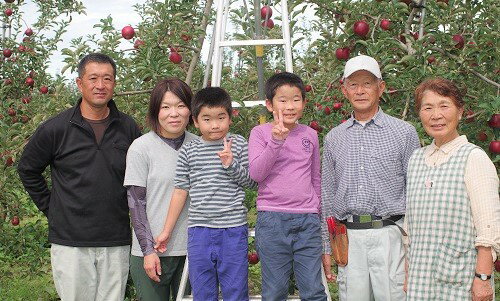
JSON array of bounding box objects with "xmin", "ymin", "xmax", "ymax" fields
[{"xmin": 124, "ymin": 78, "xmax": 197, "ymax": 300}]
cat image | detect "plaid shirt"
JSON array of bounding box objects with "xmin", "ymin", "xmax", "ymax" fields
[{"xmin": 320, "ymin": 108, "xmax": 420, "ymax": 253}]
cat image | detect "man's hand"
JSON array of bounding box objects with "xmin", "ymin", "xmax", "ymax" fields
[
  {"xmin": 472, "ymin": 277, "xmax": 493, "ymax": 301},
  {"xmin": 271, "ymin": 110, "xmax": 289, "ymax": 141},
  {"xmin": 154, "ymin": 231, "xmax": 171, "ymax": 253},
  {"xmin": 322, "ymin": 254, "xmax": 337, "ymax": 282},
  {"xmin": 217, "ymin": 137, "xmax": 233, "ymax": 167},
  {"xmin": 143, "ymin": 253, "xmax": 161, "ymax": 282}
]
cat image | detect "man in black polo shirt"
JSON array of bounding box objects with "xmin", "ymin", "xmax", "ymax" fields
[{"xmin": 18, "ymin": 53, "xmax": 141, "ymax": 301}]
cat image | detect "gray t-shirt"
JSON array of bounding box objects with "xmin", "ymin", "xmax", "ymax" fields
[{"xmin": 124, "ymin": 131, "xmax": 198, "ymax": 257}]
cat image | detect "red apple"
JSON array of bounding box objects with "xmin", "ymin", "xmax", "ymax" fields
[
  {"xmin": 7, "ymin": 107, "xmax": 15, "ymax": 116},
  {"xmin": 25, "ymin": 77, "xmax": 34, "ymax": 87},
  {"xmin": 18, "ymin": 45, "xmax": 26, "ymax": 52},
  {"xmin": 495, "ymin": 260, "xmax": 500, "ymax": 272},
  {"xmin": 333, "ymin": 102, "xmax": 343, "ymax": 110},
  {"xmin": 324, "ymin": 106, "xmax": 332, "ymax": 115},
  {"xmin": 248, "ymin": 252, "xmax": 259, "ymax": 265},
  {"xmin": 305, "ymin": 85, "xmax": 312, "ymax": 92},
  {"xmin": 133, "ymin": 39, "xmax": 145, "ymax": 49},
  {"xmin": 29, "ymin": 70, "xmax": 36, "ymax": 78},
  {"xmin": 180, "ymin": 34, "xmax": 191, "ymax": 42},
  {"xmin": 121, "ymin": 25, "xmax": 135, "ymax": 40},
  {"xmin": 21, "ymin": 115, "xmax": 29, "ymax": 123},
  {"xmin": 3, "ymin": 48, "xmax": 12, "ymax": 57},
  {"xmin": 353, "ymin": 21, "xmax": 369, "ymax": 37},
  {"xmin": 411, "ymin": 32, "xmax": 419, "ymax": 40},
  {"xmin": 487, "ymin": 113, "xmax": 500, "ymax": 128},
  {"xmin": 22, "ymin": 96, "xmax": 31, "ymax": 104},
  {"xmin": 40, "ymin": 86, "xmax": 49, "ymax": 94},
  {"xmin": 169, "ymin": 51, "xmax": 182, "ymax": 64},
  {"xmin": 310, "ymin": 120, "xmax": 320, "ymax": 130},
  {"xmin": 335, "ymin": 47, "xmax": 350, "ymax": 60},
  {"xmin": 4, "ymin": 8, "xmax": 13, "ymax": 16},
  {"xmin": 11, "ymin": 215, "xmax": 19, "ymax": 226},
  {"xmin": 232, "ymin": 108, "xmax": 240, "ymax": 117},
  {"xmin": 4, "ymin": 78, "xmax": 12, "ymax": 85},
  {"xmin": 476, "ymin": 131, "xmax": 487, "ymax": 142},
  {"xmin": 427, "ymin": 56, "xmax": 436, "ymax": 64},
  {"xmin": 25, "ymin": 28, "xmax": 33, "ymax": 36},
  {"xmin": 5, "ymin": 156, "xmax": 13, "ymax": 167},
  {"xmin": 260, "ymin": 5, "xmax": 273, "ymax": 19},
  {"xmin": 262, "ymin": 19, "xmax": 274, "ymax": 29},
  {"xmin": 489, "ymin": 141, "xmax": 500, "ymax": 154},
  {"xmin": 452, "ymin": 34, "xmax": 464, "ymax": 49},
  {"xmin": 380, "ymin": 19, "xmax": 391, "ymax": 31}
]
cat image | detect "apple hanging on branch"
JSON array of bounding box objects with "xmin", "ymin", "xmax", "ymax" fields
[
  {"xmin": 487, "ymin": 113, "xmax": 500, "ymax": 128},
  {"xmin": 121, "ymin": 25, "xmax": 135, "ymax": 40},
  {"xmin": 11, "ymin": 216, "xmax": 19, "ymax": 226},
  {"xmin": 353, "ymin": 20, "xmax": 369, "ymax": 37},
  {"xmin": 248, "ymin": 252, "xmax": 259, "ymax": 264},
  {"xmin": 3, "ymin": 48, "xmax": 12, "ymax": 57},
  {"xmin": 262, "ymin": 19, "xmax": 274, "ymax": 29},
  {"xmin": 261, "ymin": 5, "xmax": 272, "ymax": 19},
  {"xmin": 25, "ymin": 28, "xmax": 33, "ymax": 36},
  {"xmin": 169, "ymin": 51, "xmax": 182, "ymax": 64},
  {"xmin": 489, "ymin": 141, "xmax": 500, "ymax": 154},
  {"xmin": 4, "ymin": 8, "xmax": 13, "ymax": 16},
  {"xmin": 380, "ymin": 19, "xmax": 391, "ymax": 31}
]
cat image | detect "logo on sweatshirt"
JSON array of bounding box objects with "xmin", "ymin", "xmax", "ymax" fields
[{"xmin": 302, "ymin": 137, "xmax": 312, "ymax": 153}]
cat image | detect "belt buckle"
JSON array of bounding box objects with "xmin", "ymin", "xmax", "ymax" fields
[
  {"xmin": 359, "ymin": 214, "xmax": 372, "ymax": 223},
  {"xmin": 372, "ymin": 220, "xmax": 383, "ymax": 229}
]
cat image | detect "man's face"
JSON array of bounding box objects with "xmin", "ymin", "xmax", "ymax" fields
[
  {"xmin": 341, "ymin": 70, "xmax": 385, "ymax": 120},
  {"xmin": 76, "ymin": 62, "xmax": 116, "ymax": 108}
]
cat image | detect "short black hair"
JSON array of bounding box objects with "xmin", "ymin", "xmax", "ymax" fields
[
  {"xmin": 78, "ymin": 53, "xmax": 117, "ymax": 78},
  {"xmin": 192, "ymin": 87, "xmax": 232, "ymax": 120},
  {"xmin": 265, "ymin": 72, "xmax": 306, "ymax": 101}
]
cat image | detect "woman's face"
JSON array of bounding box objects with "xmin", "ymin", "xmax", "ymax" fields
[
  {"xmin": 157, "ymin": 91, "xmax": 191, "ymax": 139},
  {"xmin": 419, "ymin": 90, "xmax": 463, "ymax": 147}
]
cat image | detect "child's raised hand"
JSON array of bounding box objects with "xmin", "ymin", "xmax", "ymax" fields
[
  {"xmin": 217, "ymin": 137, "xmax": 233, "ymax": 167},
  {"xmin": 271, "ymin": 110, "xmax": 289, "ymax": 141}
]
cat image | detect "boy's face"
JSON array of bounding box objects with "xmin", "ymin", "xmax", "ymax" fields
[
  {"xmin": 194, "ymin": 106, "xmax": 232, "ymax": 141},
  {"xmin": 266, "ymin": 85, "xmax": 305, "ymax": 129}
]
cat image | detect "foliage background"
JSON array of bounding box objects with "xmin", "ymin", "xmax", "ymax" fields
[{"xmin": 0, "ymin": 0, "xmax": 498, "ymax": 299}]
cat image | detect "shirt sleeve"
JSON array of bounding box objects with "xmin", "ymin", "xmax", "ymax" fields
[
  {"xmin": 226, "ymin": 136, "xmax": 257, "ymax": 189},
  {"xmin": 175, "ymin": 145, "xmax": 191, "ymax": 191},
  {"xmin": 17, "ymin": 124, "xmax": 54, "ymax": 217},
  {"xmin": 320, "ymin": 136, "xmax": 336, "ymax": 254},
  {"xmin": 465, "ymin": 148, "xmax": 500, "ymax": 262},
  {"xmin": 248, "ymin": 125, "xmax": 285, "ymax": 183},
  {"xmin": 402, "ymin": 126, "xmax": 421, "ymax": 178},
  {"xmin": 127, "ymin": 185, "xmax": 155, "ymax": 256},
  {"xmin": 311, "ymin": 131, "xmax": 321, "ymax": 212}
]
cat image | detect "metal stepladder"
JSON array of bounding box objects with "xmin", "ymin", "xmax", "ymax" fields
[{"xmin": 176, "ymin": 0, "xmax": 332, "ymax": 300}]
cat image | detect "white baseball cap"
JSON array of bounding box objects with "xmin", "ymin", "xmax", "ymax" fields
[{"xmin": 343, "ymin": 55, "xmax": 382, "ymax": 80}]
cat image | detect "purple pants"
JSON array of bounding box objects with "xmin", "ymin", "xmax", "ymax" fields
[{"xmin": 187, "ymin": 225, "xmax": 249, "ymax": 301}]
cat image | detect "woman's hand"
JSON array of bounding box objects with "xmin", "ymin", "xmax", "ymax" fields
[
  {"xmin": 471, "ymin": 277, "xmax": 493, "ymax": 301},
  {"xmin": 143, "ymin": 253, "xmax": 161, "ymax": 282}
]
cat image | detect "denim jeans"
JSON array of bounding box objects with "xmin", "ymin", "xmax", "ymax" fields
[
  {"xmin": 187, "ymin": 225, "xmax": 249, "ymax": 301},
  {"xmin": 256, "ymin": 211, "xmax": 327, "ymax": 301}
]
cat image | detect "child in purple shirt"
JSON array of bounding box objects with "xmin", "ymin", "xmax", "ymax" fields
[{"xmin": 248, "ymin": 72, "xmax": 327, "ymax": 300}]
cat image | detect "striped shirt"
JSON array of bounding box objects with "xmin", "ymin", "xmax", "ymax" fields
[
  {"xmin": 320, "ymin": 108, "xmax": 420, "ymax": 253},
  {"xmin": 175, "ymin": 133, "xmax": 256, "ymax": 228}
]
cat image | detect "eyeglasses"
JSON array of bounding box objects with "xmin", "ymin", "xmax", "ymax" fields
[{"xmin": 344, "ymin": 81, "xmax": 377, "ymax": 91}]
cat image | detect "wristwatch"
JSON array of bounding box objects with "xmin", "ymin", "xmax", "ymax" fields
[{"xmin": 475, "ymin": 273, "xmax": 492, "ymax": 281}]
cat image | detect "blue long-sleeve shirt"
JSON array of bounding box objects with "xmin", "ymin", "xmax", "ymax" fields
[{"xmin": 320, "ymin": 108, "xmax": 420, "ymax": 253}]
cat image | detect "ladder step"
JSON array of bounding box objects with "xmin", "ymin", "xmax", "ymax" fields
[{"xmin": 219, "ymin": 39, "xmax": 285, "ymax": 47}]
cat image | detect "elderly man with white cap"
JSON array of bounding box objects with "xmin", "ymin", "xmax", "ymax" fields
[{"xmin": 320, "ymin": 55, "xmax": 420, "ymax": 300}]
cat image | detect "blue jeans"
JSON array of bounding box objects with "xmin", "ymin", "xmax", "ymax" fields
[
  {"xmin": 256, "ymin": 211, "xmax": 327, "ymax": 301},
  {"xmin": 187, "ymin": 225, "xmax": 249, "ymax": 301}
]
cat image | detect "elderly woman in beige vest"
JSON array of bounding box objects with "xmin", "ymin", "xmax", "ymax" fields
[{"xmin": 404, "ymin": 78, "xmax": 499, "ymax": 301}]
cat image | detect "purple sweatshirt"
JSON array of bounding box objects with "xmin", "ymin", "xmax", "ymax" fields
[{"xmin": 248, "ymin": 123, "xmax": 321, "ymax": 213}]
